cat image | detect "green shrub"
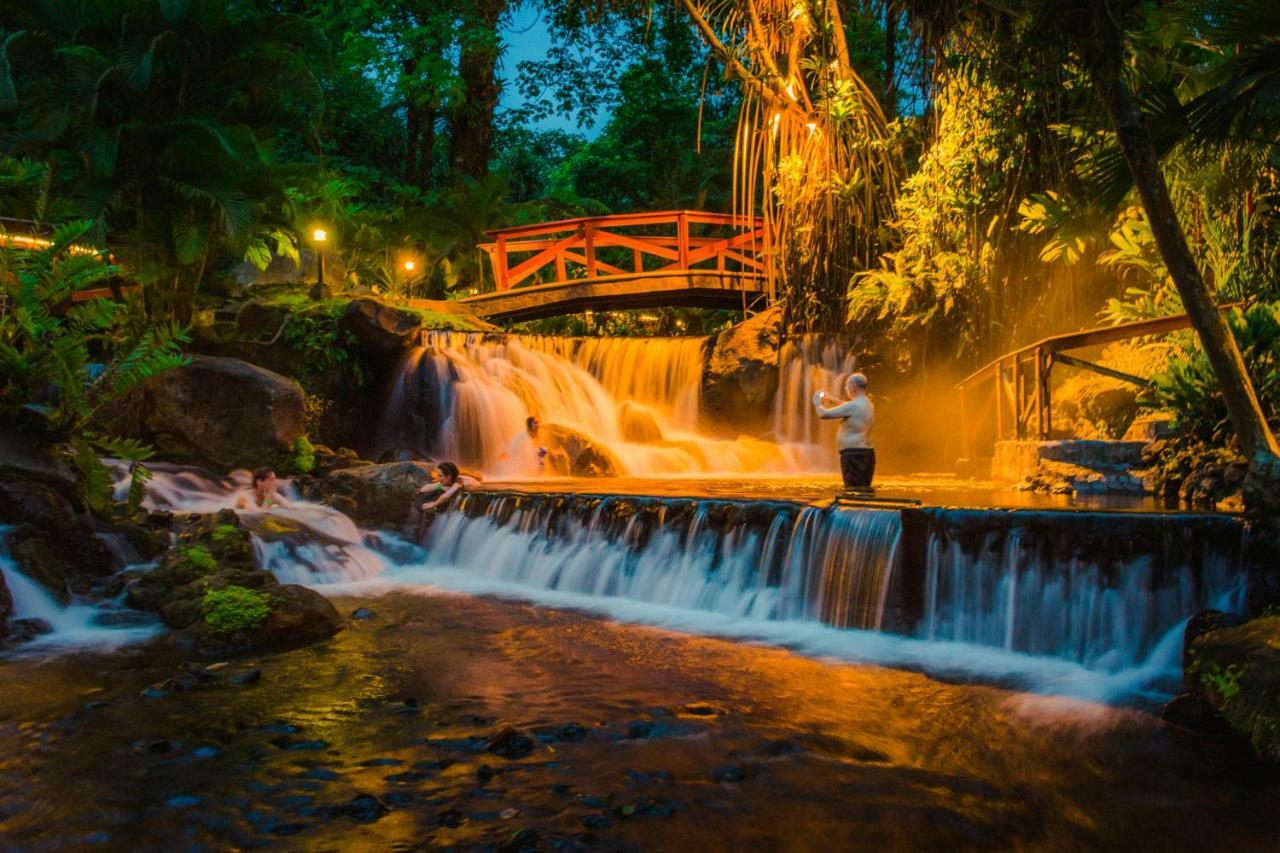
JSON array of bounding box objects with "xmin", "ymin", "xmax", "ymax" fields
[
  {"xmin": 291, "ymin": 435, "xmax": 316, "ymax": 474},
  {"xmin": 203, "ymin": 585, "xmax": 273, "ymax": 634}
]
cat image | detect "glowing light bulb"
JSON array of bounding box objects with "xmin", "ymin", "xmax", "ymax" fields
[
  {"xmin": 404, "ymin": 260, "xmax": 416, "ymax": 272},
  {"xmin": 312, "ymin": 228, "xmax": 327, "ymax": 243}
]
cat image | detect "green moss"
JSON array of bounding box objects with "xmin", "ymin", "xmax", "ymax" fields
[
  {"xmin": 203, "ymin": 585, "xmax": 273, "ymax": 634},
  {"xmin": 175, "ymin": 544, "xmax": 217, "ymax": 575},
  {"xmin": 210, "ymin": 524, "xmax": 241, "ymax": 543},
  {"xmin": 399, "ymin": 305, "xmax": 484, "ymax": 332},
  {"xmin": 291, "ymin": 435, "xmax": 316, "ymax": 474}
]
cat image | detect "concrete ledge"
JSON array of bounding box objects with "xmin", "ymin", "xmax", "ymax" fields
[{"xmin": 993, "ymin": 439, "xmax": 1147, "ymax": 483}]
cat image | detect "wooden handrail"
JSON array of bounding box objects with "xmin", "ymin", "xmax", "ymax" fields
[{"xmin": 955, "ymin": 303, "xmax": 1245, "ymax": 390}]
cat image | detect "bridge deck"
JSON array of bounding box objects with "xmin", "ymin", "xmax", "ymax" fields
[{"xmin": 459, "ymin": 270, "xmax": 768, "ymax": 322}]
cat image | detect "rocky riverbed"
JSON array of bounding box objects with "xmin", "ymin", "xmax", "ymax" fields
[{"xmin": 1, "ymin": 590, "xmax": 1277, "ymax": 851}]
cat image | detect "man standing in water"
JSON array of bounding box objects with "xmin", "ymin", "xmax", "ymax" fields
[{"xmin": 812, "ymin": 372, "xmax": 876, "ymax": 490}]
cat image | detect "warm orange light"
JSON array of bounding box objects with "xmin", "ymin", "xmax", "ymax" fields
[
  {"xmin": 403, "ymin": 260, "xmax": 416, "ymax": 272},
  {"xmin": 312, "ymin": 228, "xmax": 328, "ymax": 243}
]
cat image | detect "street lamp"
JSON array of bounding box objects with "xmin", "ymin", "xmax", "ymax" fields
[{"xmin": 310, "ymin": 226, "xmax": 329, "ymax": 299}]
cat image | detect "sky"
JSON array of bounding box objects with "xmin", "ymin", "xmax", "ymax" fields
[{"xmin": 498, "ymin": 6, "xmax": 604, "ymax": 138}]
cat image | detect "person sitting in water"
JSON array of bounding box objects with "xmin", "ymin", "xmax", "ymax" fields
[
  {"xmin": 416, "ymin": 461, "xmax": 479, "ymax": 513},
  {"xmin": 235, "ymin": 467, "xmax": 291, "ymax": 510},
  {"xmin": 498, "ymin": 415, "xmax": 558, "ymax": 476},
  {"xmin": 812, "ymin": 372, "xmax": 876, "ymax": 490}
]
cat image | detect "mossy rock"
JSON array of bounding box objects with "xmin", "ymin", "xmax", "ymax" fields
[
  {"xmin": 1187, "ymin": 615, "xmax": 1280, "ymax": 763},
  {"xmin": 187, "ymin": 583, "xmax": 342, "ymax": 659}
]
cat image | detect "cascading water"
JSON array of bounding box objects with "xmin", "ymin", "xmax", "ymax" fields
[
  {"xmin": 108, "ymin": 463, "xmax": 390, "ymax": 584},
  {"xmin": 417, "ymin": 494, "xmax": 902, "ymax": 627},
  {"xmin": 374, "ymin": 331, "xmax": 857, "ymax": 476},
  {"xmin": 356, "ymin": 492, "xmax": 1247, "ymax": 700},
  {"xmin": 0, "ymin": 528, "xmax": 161, "ymax": 651}
]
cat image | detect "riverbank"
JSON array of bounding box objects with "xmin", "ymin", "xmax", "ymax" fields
[{"xmin": 1, "ymin": 590, "xmax": 1276, "ymax": 850}]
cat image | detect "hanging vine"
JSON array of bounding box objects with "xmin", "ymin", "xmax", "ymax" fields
[{"xmin": 680, "ymin": 0, "xmax": 901, "ymax": 331}]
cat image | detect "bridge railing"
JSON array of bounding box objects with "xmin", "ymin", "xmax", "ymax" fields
[
  {"xmin": 953, "ymin": 305, "xmax": 1241, "ymax": 460},
  {"xmin": 478, "ymin": 210, "xmax": 769, "ymax": 293}
]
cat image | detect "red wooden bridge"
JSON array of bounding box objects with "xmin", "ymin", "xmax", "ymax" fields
[{"xmin": 460, "ymin": 210, "xmax": 772, "ymax": 321}]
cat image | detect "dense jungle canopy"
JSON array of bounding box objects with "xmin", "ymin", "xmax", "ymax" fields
[{"xmin": 2, "ymin": 0, "xmax": 1280, "ymax": 498}]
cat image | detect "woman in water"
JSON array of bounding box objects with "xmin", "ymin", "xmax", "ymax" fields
[
  {"xmin": 417, "ymin": 461, "xmax": 480, "ymax": 514},
  {"xmin": 236, "ymin": 467, "xmax": 291, "ymax": 510}
]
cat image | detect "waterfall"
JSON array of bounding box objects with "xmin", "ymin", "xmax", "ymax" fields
[
  {"xmin": 0, "ymin": 528, "xmax": 160, "ymax": 651},
  {"xmin": 914, "ymin": 510, "xmax": 1246, "ymax": 671},
  {"xmin": 374, "ymin": 331, "xmax": 859, "ymax": 476},
  {"xmin": 418, "ymin": 493, "xmax": 903, "ymax": 628},
  {"xmin": 771, "ymin": 335, "xmax": 858, "ymax": 466},
  {"xmin": 391, "ymin": 494, "xmax": 1245, "ymax": 695}
]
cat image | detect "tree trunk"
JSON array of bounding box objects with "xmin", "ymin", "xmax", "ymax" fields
[
  {"xmin": 1090, "ymin": 57, "xmax": 1280, "ymax": 508},
  {"xmin": 449, "ymin": 0, "xmax": 507, "ymax": 181}
]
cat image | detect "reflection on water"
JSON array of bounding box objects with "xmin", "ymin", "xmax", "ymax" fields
[{"xmin": 0, "ymin": 592, "xmax": 1275, "ymax": 850}]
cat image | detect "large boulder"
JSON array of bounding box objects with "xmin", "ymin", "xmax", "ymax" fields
[
  {"xmin": 340, "ymin": 297, "xmax": 423, "ymax": 358},
  {"xmin": 137, "ymin": 356, "xmax": 305, "ymax": 470},
  {"xmin": 543, "ymin": 424, "xmax": 621, "ymax": 477},
  {"xmin": 1186, "ymin": 615, "xmax": 1280, "ymax": 763},
  {"xmin": 304, "ymin": 461, "xmax": 436, "ymax": 527},
  {"xmin": 701, "ymin": 307, "xmax": 782, "ymax": 435},
  {"xmin": 125, "ymin": 513, "xmax": 344, "ymax": 657}
]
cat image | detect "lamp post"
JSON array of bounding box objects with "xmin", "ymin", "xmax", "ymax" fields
[{"xmin": 310, "ymin": 227, "xmax": 329, "ymax": 299}]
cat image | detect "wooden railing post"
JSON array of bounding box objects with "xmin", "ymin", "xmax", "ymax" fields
[
  {"xmin": 1039, "ymin": 348, "xmax": 1053, "ymax": 440},
  {"xmin": 495, "ymin": 234, "xmax": 510, "ymax": 291},
  {"xmin": 555, "ymin": 250, "xmax": 567, "ymax": 283},
  {"xmin": 677, "ymin": 212, "xmax": 690, "ymax": 270},
  {"xmin": 583, "ymin": 223, "xmax": 598, "ymax": 279},
  {"xmin": 1011, "ymin": 354, "xmax": 1022, "ymax": 439}
]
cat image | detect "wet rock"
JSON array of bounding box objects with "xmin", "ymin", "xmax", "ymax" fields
[
  {"xmin": 340, "ymin": 298, "xmax": 422, "ymax": 358},
  {"xmin": 0, "ymin": 476, "xmax": 115, "ymax": 599},
  {"xmin": 701, "ymin": 306, "xmax": 781, "ymax": 435},
  {"xmin": 351, "ymin": 607, "xmax": 376, "ymax": 621},
  {"xmin": 1186, "ymin": 615, "xmax": 1280, "ymax": 762},
  {"xmin": 625, "ymin": 720, "xmax": 653, "ymax": 740},
  {"xmin": 476, "ymin": 764, "xmax": 495, "ymax": 783},
  {"xmin": 331, "ymin": 792, "xmax": 389, "ymax": 824},
  {"xmin": 542, "ymin": 424, "xmax": 621, "ymax": 477},
  {"xmin": 712, "ymin": 763, "xmax": 752, "ymax": 783},
  {"xmin": 486, "ymin": 724, "xmax": 537, "ymax": 759},
  {"xmin": 190, "ymin": 584, "xmax": 343, "ymax": 659},
  {"xmin": 232, "ymin": 668, "xmax": 263, "ymax": 686},
  {"xmin": 129, "ymin": 355, "xmax": 305, "ymax": 469},
  {"xmin": 7, "ymin": 617, "xmax": 53, "ymax": 641},
  {"xmin": 304, "ymin": 461, "xmax": 434, "ymax": 527},
  {"xmin": 435, "ymin": 806, "xmax": 464, "ymax": 828},
  {"xmin": 618, "ymin": 401, "xmax": 664, "ymax": 443},
  {"xmin": 1183, "ymin": 610, "xmax": 1248, "ymax": 671},
  {"xmin": 556, "ymin": 722, "xmax": 588, "ymax": 742},
  {"xmin": 0, "ymin": 570, "xmax": 10, "ymax": 637},
  {"xmin": 166, "ymin": 795, "xmax": 202, "ymax": 808},
  {"xmin": 580, "ymin": 814, "xmax": 612, "ymax": 829},
  {"xmin": 132, "ymin": 738, "xmax": 175, "ymax": 755}
]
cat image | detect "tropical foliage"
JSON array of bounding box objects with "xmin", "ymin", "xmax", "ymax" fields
[{"xmin": 0, "ymin": 224, "xmax": 188, "ymax": 513}]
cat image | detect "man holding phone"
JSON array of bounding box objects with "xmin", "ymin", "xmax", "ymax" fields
[{"xmin": 812, "ymin": 372, "xmax": 876, "ymax": 489}]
